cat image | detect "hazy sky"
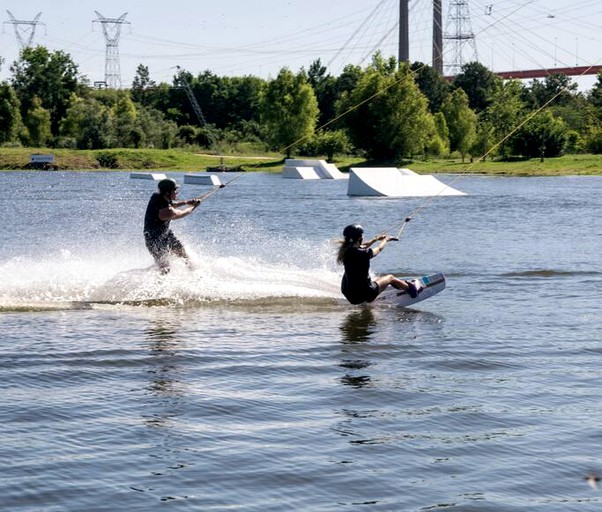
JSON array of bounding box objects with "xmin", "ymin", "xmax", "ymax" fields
[{"xmin": 1, "ymin": 0, "xmax": 600, "ymax": 89}]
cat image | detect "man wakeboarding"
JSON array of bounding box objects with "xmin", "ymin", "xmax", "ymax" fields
[{"xmin": 143, "ymin": 178, "xmax": 202, "ymax": 273}]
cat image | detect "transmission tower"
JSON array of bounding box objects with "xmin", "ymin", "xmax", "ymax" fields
[
  {"xmin": 93, "ymin": 11, "xmax": 129, "ymax": 89},
  {"xmin": 4, "ymin": 11, "xmax": 44, "ymax": 49},
  {"xmin": 443, "ymin": 0, "xmax": 478, "ymax": 75}
]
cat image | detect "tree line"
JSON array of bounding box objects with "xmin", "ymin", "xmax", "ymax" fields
[{"xmin": 1, "ymin": 46, "xmax": 601, "ymax": 162}]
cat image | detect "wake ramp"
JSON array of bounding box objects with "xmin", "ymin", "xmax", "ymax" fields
[
  {"xmin": 282, "ymin": 159, "xmax": 348, "ymax": 180},
  {"xmin": 347, "ymin": 168, "xmax": 466, "ymax": 197}
]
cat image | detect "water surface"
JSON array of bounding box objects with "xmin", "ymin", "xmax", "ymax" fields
[{"xmin": 1, "ymin": 172, "xmax": 601, "ymax": 511}]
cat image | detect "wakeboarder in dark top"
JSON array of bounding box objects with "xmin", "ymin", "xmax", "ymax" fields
[{"xmin": 144, "ymin": 178, "xmax": 201, "ymax": 273}]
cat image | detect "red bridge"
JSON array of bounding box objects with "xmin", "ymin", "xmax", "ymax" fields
[{"xmin": 495, "ymin": 65, "xmax": 602, "ymax": 80}]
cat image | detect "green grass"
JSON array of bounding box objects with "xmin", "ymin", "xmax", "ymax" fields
[
  {"xmin": 1, "ymin": 147, "xmax": 601, "ymax": 176},
  {"xmin": 0, "ymin": 147, "xmax": 285, "ymax": 173}
]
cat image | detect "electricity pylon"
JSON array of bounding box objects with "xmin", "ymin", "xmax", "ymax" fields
[
  {"xmin": 444, "ymin": 0, "xmax": 478, "ymax": 75},
  {"xmin": 93, "ymin": 11, "xmax": 129, "ymax": 89},
  {"xmin": 4, "ymin": 10, "xmax": 44, "ymax": 49}
]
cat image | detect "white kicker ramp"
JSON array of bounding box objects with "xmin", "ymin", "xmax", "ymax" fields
[
  {"xmin": 184, "ymin": 174, "xmax": 223, "ymax": 186},
  {"xmin": 348, "ymin": 168, "xmax": 466, "ymax": 197},
  {"xmin": 282, "ymin": 166, "xmax": 321, "ymax": 179},
  {"xmin": 282, "ymin": 159, "xmax": 348, "ymax": 179},
  {"xmin": 129, "ymin": 172, "xmax": 168, "ymax": 181}
]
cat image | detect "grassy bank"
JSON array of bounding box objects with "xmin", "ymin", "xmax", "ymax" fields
[
  {"xmin": 0, "ymin": 147, "xmax": 286, "ymax": 173},
  {"xmin": 1, "ymin": 147, "xmax": 601, "ymax": 176}
]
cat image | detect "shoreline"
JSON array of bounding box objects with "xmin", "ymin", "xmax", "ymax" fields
[{"xmin": 0, "ymin": 147, "xmax": 601, "ymax": 176}]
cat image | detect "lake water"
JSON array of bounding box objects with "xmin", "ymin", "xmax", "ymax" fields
[{"xmin": 1, "ymin": 171, "xmax": 601, "ymax": 511}]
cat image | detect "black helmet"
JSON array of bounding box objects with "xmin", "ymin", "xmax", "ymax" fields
[
  {"xmin": 343, "ymin": 224, "xmax": 364, "ymax": 242},
  {"xmin": 158, "ymin": 178, "xmax": 178, "ymax": 193}
]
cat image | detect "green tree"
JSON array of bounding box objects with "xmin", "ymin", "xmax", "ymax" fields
[
  {"xmin": 60, "ymin": 94, "xmax": 111, "ymax": 149},
  {"xmin": 136, "ymin": 107, "xmax": 178, "ymax": 149},
  {"xmin": 0, "ymin": 82, "xmax": 23, "ymax": 144},
  {"xmin": 131, "ymin": 64, "xmax": 155, "ymax": 106},
  {"xmin": 24, "ymin": 96, "xmax": 52, "ymax": 147},
  {"xmin": 508, "ymin": 110, "xmax": 567, "ymax": 158},
  {"xmin": 525, "ymin": 73, "xmax": 579, "ymax": 109},
  {"xmin": 220, "ymin": 75, "xmax": 264, "ymax": 127},
  {"xmin": 259, "ymin": 68, "xmax": 319, "ymax": 158},
  {"xmin": 338, "ymin": 58, "xmax": 433, "ymax": 161},
  {"xmin": 111, "ymin": 91, "xmax": 138, "ymax": 147},
  {"xmin": 427, "ymin": 112, "xmax": 450, "ymax": 157},
  {"xmin": 485, "ymin": 80, "xmax": 525, "ymax": 159},
  {"xmin": 307, "ymin": 59, "xmax": 338, "ymax": 127},
  {"xmin": 10, "ymin": 46, "xmax": 81, "ymax": 138},
  {"xmin": 313, "ymin": 129, "xmax": 353, "ymax": 161},
  {"xmin": 442, "ymin": 88, "xmax": 477, "ymax": 162},
  {"xmin": 411, "ymin": 62, "xmax": 450, "ymax": 113},
  {"xmin": 472, "ymin": 117, "xmax": 495, "ymax": 160},
  {"xmin": 591, "ymin": 72, "xmax": 602, "ymax": 108},
  {"xmin": 453, "ymin": 61, "xmax": 501, "ymax": 112}
]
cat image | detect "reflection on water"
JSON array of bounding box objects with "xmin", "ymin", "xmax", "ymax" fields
[
  {"xmin": 339, "ymin": 308, "xmax": 376, "ymax": 388},
  {"xmin": 339, "ymin": 307, "xmax": 376, "ymax": 344},
  {"xmin": 142, "ymin": 318, "xmax": 187, "ymax": 429}
]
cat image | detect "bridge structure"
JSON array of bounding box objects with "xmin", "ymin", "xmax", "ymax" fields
[
  {"xmin": 494, "ymin": 65, "xmax": 602, "ymax": 80},
  {"xmin": 397, "ymin": 1, "xmax": 600, "ymax": 83},
  {"xmin": 443, "ymin": 65, "xmax": 602, "ymax": 82}
]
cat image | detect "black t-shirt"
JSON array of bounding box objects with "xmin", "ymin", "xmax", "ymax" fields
[
  {"xmin": 144, "ymin": 193, "xmax": 171, "ymax": 238},
  {"xmin": 341, "ymin": 246, "xmax": 376, "ymax": 301}
]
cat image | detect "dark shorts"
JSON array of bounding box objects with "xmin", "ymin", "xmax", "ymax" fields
[
  {"xmin": 144, "ymin": 230, "xmax": 184, "ymax": 262},
  {"xmin": 341, "ymin": 279, "xmax": 380, "ymax": 305}
]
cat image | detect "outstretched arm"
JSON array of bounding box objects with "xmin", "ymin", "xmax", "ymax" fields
[{"xmin": 371, "ymin": 235, "xmax": 398, "ymax": 256}]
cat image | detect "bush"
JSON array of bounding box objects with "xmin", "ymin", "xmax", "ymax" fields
[
  {"xmin": 508, "ymin": 111, "xmax": 567, "ymax": 158},
  {"xmin": 96, "ymin": 152, "xmax": 119, "ymax": 169}
]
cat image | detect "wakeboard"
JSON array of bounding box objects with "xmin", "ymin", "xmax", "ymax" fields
[{"xmin": 375, "ymin": 272, "xmax": 446, "ymax": 307}]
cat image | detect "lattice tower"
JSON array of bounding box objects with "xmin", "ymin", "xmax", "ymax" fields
[
  {"xmin": 443, "ymin": 0, "xmax": 478, "ymax": 75},
  {"xmin": 4, "ymin": 11, "xmax": 44, "ymax": 48},
  {"xmin": 93, "ymin": 11, "xmax": 129, "ymax": 89}
]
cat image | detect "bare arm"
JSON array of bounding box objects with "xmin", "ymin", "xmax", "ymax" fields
[
  {"xmin": 158, "ymin": 199, "xmax": 201, "ymax": 221},
  {"xmin": 371, "ymin": 235, "xmax": 398, "ymax": 256}
]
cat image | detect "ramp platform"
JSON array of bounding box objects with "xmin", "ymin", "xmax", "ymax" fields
[
  {"xmin": 184, "ymin": 174, "xmax": 223, "ymax": 186},
  {"xmin": 282, "ymin": 159, "xmax": 347, "ymax": 179},
  {"xmin": 348, "ymin": 168, "xmax": 465, "ymax": 197}
]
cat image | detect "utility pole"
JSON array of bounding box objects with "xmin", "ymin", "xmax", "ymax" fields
[
  {"xmin": 398, "ymin": 0, "xmax": 409, "ymax": 64},
  {"xmin": 93, "ymin": 11, "xmax": 129, "ymax": 89},
  {"xmin": 444, "ymin": 0, "xmax": 478, "ymax": 76},
  {"xmin": 432, "ymin": 0, "xmax": 443, "ymax": 74},
  {"xmin": 4, "ymin": 10, "xmax": 44, "ymax": 49}
]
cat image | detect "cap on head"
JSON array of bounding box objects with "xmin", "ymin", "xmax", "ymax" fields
[
  {"xmin": 343, "ymin": 224, "xmax": 364, "ymax": 242},
  {"xmin": 158, "ymin": 178, "xmax": 178, "ymax": 193}
]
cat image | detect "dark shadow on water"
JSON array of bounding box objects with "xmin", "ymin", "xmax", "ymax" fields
[
  {"xmin": 338, "ymin": 308, "xmax": 376, "ymax": 389},
  {"xmin": 339, "ymin": 307, "xmax": 377, "ymax": 344}
]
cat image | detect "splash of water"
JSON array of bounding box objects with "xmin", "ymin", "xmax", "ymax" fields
[{"xmin": 0, "ymin": 230, "xmax": 343, "ymax": 309}]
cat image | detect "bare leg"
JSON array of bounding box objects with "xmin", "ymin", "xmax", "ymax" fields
[
  {"xmin": 373, "ymin": 274, "xmax": 409, "ymax": 293},
  {"xmin": 374, "ymin": 275, "xmax": 420, "ymax": 298}
]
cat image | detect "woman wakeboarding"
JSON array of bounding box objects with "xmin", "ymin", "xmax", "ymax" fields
[{"xmin": 337, "ymin": 223, "xmax": 421, "ymax": 305}]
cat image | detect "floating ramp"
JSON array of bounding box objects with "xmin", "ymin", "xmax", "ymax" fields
[
  {"xmin": 282, "ymin": 159, "xmax": 348, "ymax": 179},
  {"xmin": 347, "ymin": 168, "xmax": 466, "ymax": 197},
  {"xmin": 129, "ymin": 172, "xmax": 167, "ymax": 181},
  {"xmin": 184, "ymin": 174, "xmax": 223, "ymax": 186}
]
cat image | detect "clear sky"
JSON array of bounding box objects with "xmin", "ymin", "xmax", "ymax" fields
[{"xmin": 1, "ymin": 0, "xmax": 600, "ymax": 90}]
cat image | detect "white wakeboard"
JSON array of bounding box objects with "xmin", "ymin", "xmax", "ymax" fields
[{"xmin": 375, "ymin": 272, "xmax": 446, "ymax": 307}]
